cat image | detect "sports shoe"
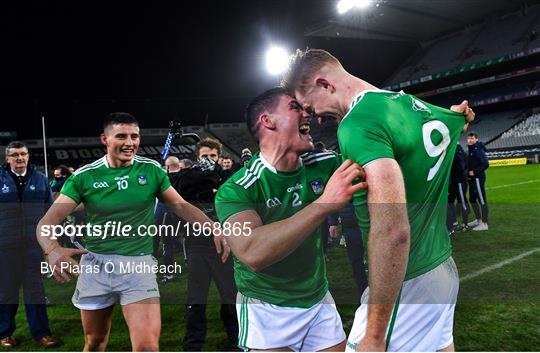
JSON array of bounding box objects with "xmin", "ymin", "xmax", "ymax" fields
[
  {"xmin": 459, "ymin": 224, "xmax": 470, "ymax": 232},
  {"xmin": 472, "ymin": 222, "xmax": 488, "ymax": 231},
  {"xmin": 35, "ymin": 335, "xmax": 60, "ymax": 348},
  {"xmin": 467, "ymin": 219, "xmax": 480, "ymax": 227},
  {"xmin": 0, "ymin": 336, "xmax": 17, "ymax": 347}
]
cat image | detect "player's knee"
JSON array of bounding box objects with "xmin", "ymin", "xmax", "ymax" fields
[
  {"xmin": 132, "ymin": 340, "xmax": 159, "ymax": 352},
  {"xmin": 84, "ymin": 334, "xmax": 109, "ymax": 351}
]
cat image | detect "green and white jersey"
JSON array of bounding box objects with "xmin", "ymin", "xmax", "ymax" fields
[
  {"xmin": 61, "ymin": 155, "xmax": 171, "ymax": 256},
  {"xmin": 215, "ymin": 151, "xmax": 340, "ymax": 308},
  {"xmin": 338, "ymin": 90, "xmax": 466, "ymax": 280}
]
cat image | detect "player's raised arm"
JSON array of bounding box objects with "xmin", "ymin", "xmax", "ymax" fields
[
  {"xmin": 36, "ymin": 194, "xmax": 88, "ymax": 283},
  {"xmin": 222, "ymin": 160, "xmax": 366, "ymax": 272},
  {"xmin": 358, "ymin": 158, "xmax": 410, "ymax": 352}
]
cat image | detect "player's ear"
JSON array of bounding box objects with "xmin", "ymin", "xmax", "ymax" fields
[
  {"xmin": 316, "ymin": 78, "xmax": 335, "ymax": 93},
  {"xmin": 100, "ymin": 132, "xmax": 108, "ymax": 146},
  {"xmin": 259, "ymin": 113, "xmax": 276, "ymax": 131}
]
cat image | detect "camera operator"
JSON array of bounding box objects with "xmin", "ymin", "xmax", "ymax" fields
[{"xmin": 171, "ymin": 138, "xmax": 238, "ymax": 351}]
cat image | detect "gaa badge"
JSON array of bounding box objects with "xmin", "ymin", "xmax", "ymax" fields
[
  {"xmin": 137, "ymin": 175, "xmax": 148, "ymax": 186},
  {"xmin": 310, "ymin": 178, "xmax": 324, "ymax": 195},
  {"xmin": 30, "ymin": 185, "xmax": 36, "ymax": 191}
]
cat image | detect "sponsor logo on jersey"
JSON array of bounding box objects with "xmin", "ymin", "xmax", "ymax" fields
[
  {"xmin": 92, "ymin": 181, "xmax": 110, "ymax": 188},
  {"xmin": 29, "ymin": 185, "xmax": 36, "ymax": 191},
  {"xmin": 114, "ymin": 175, "xmax": 129, "ymax": 181},
  {"xmin": 266, "ymin": 197, "xmax": 282, "ymax": 208},
  {"xmin": 137, "ymin": 175, "xmax": 148, "ymax": 185},
  {"xmin": 309, "ymin": 178, "xmax": 324, "ymax": 195},
  {"xmin": 412, "ymin": 98, "xmax": 431, "ymax": 114},
  {"xmin": 2, "ymin": 184, "xmax": 9, "ymax": 193},
  {"xmin": 286, "ymin": 183, "xmax": 303, "ymax": 193}
]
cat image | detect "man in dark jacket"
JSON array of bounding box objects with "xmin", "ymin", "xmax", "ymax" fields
[
  {"xmin": 175, "ymin": 138, "xmax": 238, "ymax": 352},
  {"xmin": 447, "ymin": 143, "xmax": 469, "ymax": 234},
  {"xmin": 0, "ymin": 141, "xmax": 59, "ymax": 348},
  {"xmin": 467, "ymin": 132, "xmax": 490, "ymax": 231}
]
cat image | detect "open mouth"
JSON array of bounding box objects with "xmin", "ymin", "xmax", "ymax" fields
[
  {"xmin": 299, "ymin": 123, "xmax": 310, "ymax": 135},
  {"xmin": 121, "ymin": 149, "xmax": 134, "ymax": 155}
]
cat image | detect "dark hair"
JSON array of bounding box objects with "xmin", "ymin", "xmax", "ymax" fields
[
  {"xmin": 54, "ymin": 164, "xmax": 72, "ymax": 177},
  {"xmin": 5, "ymin": 141, "xmax": 27, "ymax": 155},
  {"xmin": 195, "ymin": 138, "xmax": 222, "ymax": 158},
  {"xmin": 180, "ymin": 159, "xmax": 194, "ymax": 168},
  {"xmin": 245, "ymin": 87, "xmax": 288, "ymax": 143},
  {"xmin": 468, "ymin": 132, "xmax": 478, "ymax": 138},
  {"xmin": 103, "ymin": 112, "xmax": 139, "ymax": 131}
]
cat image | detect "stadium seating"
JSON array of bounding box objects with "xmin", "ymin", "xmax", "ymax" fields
[
  {"xmin": 385, "ymin": 5, "xmax": 540, "ymax": 85},
  {"xmin": 207, "ymin": 123, "xmax": 257, "ymax": 157},
  {"xmin": 488, "ymin": 112, "xmax": 540, "ymax": 149},
  {"xmin": 459, "ymin": 110, "xmax": 524, "ymax": 147}
]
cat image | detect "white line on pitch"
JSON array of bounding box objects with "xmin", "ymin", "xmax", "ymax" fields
[
  {"xmin": 486, "ymin": 179, "xmax": 540, "ymax": 190},
  {"xmin": 460, "ymin": 247, "xmax": 540, "ymax": 282}
]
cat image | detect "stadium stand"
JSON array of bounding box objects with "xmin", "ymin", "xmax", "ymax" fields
[
  {"xmin": 385, "ymin": 5, "xmax": 540, "ymax": 85},
  {"xmin": 488, "ymin": 112, "xmax": 540, "ymax": 148},
  {"xmin": 460, "ymin": 110, "xmax": 525, "ymax": 147},
  {"xmin": 207, "ymin": 123, "xmax": 257, "ymax": 157}
]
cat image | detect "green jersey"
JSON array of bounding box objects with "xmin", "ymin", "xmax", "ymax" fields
[
  {"xmin": 61, "ymin": 155, "xmax": 171, "ymax": 256},
  {"xmin": 338, "ymin": 90, "xmax": 466, "ymax": 280},
  {"xmin": 215, "ymin": 151, "xmax": 340, "ymax": 308}
]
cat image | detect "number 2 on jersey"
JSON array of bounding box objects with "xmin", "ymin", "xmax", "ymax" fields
[
  {"xmin": 292, "ymin": 192, "xmax": 302, "ymax": 207},
  {"xmin": 422, "ymin": 120, "xmax": 451, "ymax": 181}
]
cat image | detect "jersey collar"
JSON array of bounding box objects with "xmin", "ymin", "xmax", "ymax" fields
[
  {"xmin": 343, "ymin": 89, "xmax": 404, "ymax": 123},
  {"xmin": 259, "ymin": 152, "xmax": 303, "ymax": 174},
  {"xmin": 103, "ymin": 155, "xmax": 133, "ymax": 168}
]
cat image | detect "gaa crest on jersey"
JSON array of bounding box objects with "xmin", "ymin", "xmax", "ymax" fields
[
  {"xmin": 412, "ymin": 98, "xmax": 431, "ymax": 114},
  {"xmin": 309, "ymin": 178, "xmax": 324, "ymax": 195},
  {"xmin": 30, "ymin": 185, "xmax": 36, "ymax": 191},
  {"xmin": 2, "ymin": 184, "xmax": 9, "ymax": 193},
  {"xmin": 137, "ymin": 175, "xmax": 148, "ymax": 185}
]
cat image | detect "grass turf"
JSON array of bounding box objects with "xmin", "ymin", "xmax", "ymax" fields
[{"xmin": 3, "ymin": 164, "xmax": 539, "ymax": 351}]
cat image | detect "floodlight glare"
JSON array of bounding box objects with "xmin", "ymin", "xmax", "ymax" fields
[
  {"xmin": 266, "ymin": 46, "xmax": 289, "ymax": 75},
  {"xmin": 337, "ymin": 0, "xmax": 372, "ymax": 14}
]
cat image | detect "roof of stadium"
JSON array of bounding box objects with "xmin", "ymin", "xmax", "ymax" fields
[{"xmin": 1, "ymin": 0, "xmax": 539, "ymax": 139}]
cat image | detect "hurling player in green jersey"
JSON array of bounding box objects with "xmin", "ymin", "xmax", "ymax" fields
[
  {"xmin": 282, "ymin": 49, "xmax": 475, "ymax": 352},
  {"xmin": 36, "ymin": 113, "xmax": 219, "ymax": 351},
  {"xmin": 215, "ymin": 87, "xmax": 367, "ymax": 351}
]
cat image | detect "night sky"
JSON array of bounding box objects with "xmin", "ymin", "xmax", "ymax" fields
[{"xmin": 0, "ymin": 1, "xmax": 417, "ymax": 139}]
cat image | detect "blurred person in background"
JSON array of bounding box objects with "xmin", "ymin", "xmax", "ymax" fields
[
  {"xmin": 447, "ymin": 142, "xmax": 469, "ymax": 235},
  {"xmin": 0, "ymin": 141, "xmax": 59, "ymax": 348},
  {"xmin": 467, "ymin": 132, "xmax": 489, "ymax": 231},
  {"xmin": 49, "ymin": 165, "xmax": 72, "ymax": 198}
]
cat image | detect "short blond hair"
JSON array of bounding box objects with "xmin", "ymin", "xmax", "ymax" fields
[{"xmin": 280, "ymin": 48, "xmax": 342, "ymax": 95}]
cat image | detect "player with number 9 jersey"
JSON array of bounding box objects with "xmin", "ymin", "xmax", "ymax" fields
[{"xmin": 338, "ymin": 91, "xmax": 465, "ymax": 279}]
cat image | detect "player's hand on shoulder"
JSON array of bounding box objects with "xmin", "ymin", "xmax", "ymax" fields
[
  {"xmin": 316, "ymin": 159, "xmax": 367, "ymax": 213},
  {"xmin": 47, "ymin": 247, "xmax": 87, "ymax": 283}
]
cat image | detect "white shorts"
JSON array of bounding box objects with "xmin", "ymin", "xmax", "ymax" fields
[
  {"xmin": 72, "ymin": 252, "xmax": 160, "ymax": 310},
  {"xmin": 237, "ymin": 291, "xmax": 346, "ymax": 351},
  {"xmin": 346, "ymin": 257, "xmax": 459, "ymax": 352}
]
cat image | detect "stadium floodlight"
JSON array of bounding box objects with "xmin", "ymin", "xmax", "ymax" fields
[
  {"xmin": 265, "ymin": 46, "xmax": 289, "ymax": 75},
  {"xmin": 337, "ymin": 0, "xmax": 372, "ymax": 14}
]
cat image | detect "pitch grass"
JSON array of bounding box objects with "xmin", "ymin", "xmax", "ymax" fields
[{"xmin": 3, "ymin": 164, "xmax": 539, "ymax": 351}]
